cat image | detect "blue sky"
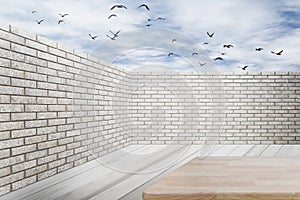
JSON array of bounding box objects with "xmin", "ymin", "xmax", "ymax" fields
[{"xmin": 0, "ymin": 0, "xmax": 300, "ymax": 72}]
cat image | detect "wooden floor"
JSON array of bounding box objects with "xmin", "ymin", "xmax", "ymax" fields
[
  {"xmin": 1, "ymin": 145, "xmax": 300, "ymax": 200},
  {"xmin": 143, "ymin": 157, "xmax": 300, "ymax": 200}
]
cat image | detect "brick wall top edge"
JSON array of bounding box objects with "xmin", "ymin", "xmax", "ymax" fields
[{"xmin": 1, "ymin": 21, "xmax": 128, "ymax": 72}]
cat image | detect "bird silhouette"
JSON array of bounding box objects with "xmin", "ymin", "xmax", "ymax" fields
[
  {"xmin": 138, "ymin": 4, "xmax": 150, "ymax": 10},
  {"xmin": 207, "ymin": 32, "xmax": 214, "ymax": 38},
  {"xmin": 239, "ymin": 66, "xmax": 248, "ymax": 70},
  {"xmin": 271, "ymin": 50, "xmax": 283, "ymax": 55},
  {"xmin": 155, "ymin": 17, "xmax": 165, "ymax": 21},
  {"xmin": 110, "ymin": 5, "xmax": 127, "ymax": 10},
  {"xmin": 171, "ymin": 39, "xmax": 176, "ymax": 43},
  {"xmin": 192, "ymin": 52, "xmax": 198, "ymax": 56},
  {"xmin": 255, "ymin": 48, "xmax": 263, "ymax": 51},
  {"xmin": 109, "ymin": 30, "xmax": 120, "ymax": 38},
  {"xmin": 214, "ymin": 57, "xmax": 223, "ymax": 61},
  {"xmin": 199, "ymin": 62, "xmax": 206, "ymax": 66},
  {"xmin": 58, "ymin": 20, "xmax": 64, "ymax": 24},
  {"xmin": 59, "ymin": 13, "xmax": 69, "ymax": 17},
  {"xmin": 106, "ymin": 35, "xmax": 116, "ymax": 40},
  {"xmin": 88, "ymin": 33, "xmax": 98, "ymax": 40},
  {"xmin": 35, "ymin": 20, "xmax": 44, "ymax": 24},
  {"xmin": 203, "ymin": 42, "xmax": 209, "ymax": 45},
  {"xmin": 223, "ymin": 44, "xmax": 234, "ymax": 48},
  {"xmin": 218, "ymin": 52, "xmax": 226, "ymax": 55},
  {"xmin": 168, "ymin": 53, "xmax": 174, "ymax": 57},
  {"xmin": 32, "ymin": 11, "xmax": 37, "ymax": 14},
  {"xmin": 108, "ymin": 14, "xmax": 117, "ymax": 19},
  {"xmin": 145, "ymin": 24, "xmax": 152, "ymax": 27}
]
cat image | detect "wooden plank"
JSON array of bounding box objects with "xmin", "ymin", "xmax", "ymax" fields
[
  {"xmin": 260, "ymin": 145, "xmax": 282, "ymax": 157},
  {"xmin": 227, "ymin": 145, "xmax": 254, "ymax": 156},
  {"xmin": 208, "ymin": 145, "xmax": 238, "ymax": 157},
  {"xmin": 92, "ymin": 145, "xmax": 204, "ymax": 200},
  {"xmin": 245, "ymin": 145, "xmax": 268, "ymax": 157},
  {"xmin": 56, "ymin": 145, "xmax": 188, "ymax": 200},
  {"xmin": 143, "ymin": 157, "xmax": 300, "ymax": 200},
  {"xmin": 276, "ymin": 145, "xmax": 300, "ymax": 157}
]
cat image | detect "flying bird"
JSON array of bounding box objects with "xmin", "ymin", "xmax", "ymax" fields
[
  {"xmin": 203, "ymin": 42, "xmax": 208, "ymax": 45},
  {"xmin": 58, "ymin": 20, "xmax": 64, "ymax": 24},
  {"xmin": 207, "ymin": 32, "xmax": 214, "ymax": 38},
  {"xmin": 35, "ymin": 20, "xmax": 44, "ymax": 24},
  {"xmin": 255, "ymin": 47, "xmax": 263, "ymax": 51},
  {"xmin": 199, "ymin": 62, "xmax": 206, "ymax": 66},
  {"xmin": 192, "ymin": 52, "xmax": 198, "ymax": 56},
  {"xmin": 168, "ymin": 53, "xmax": 174, "ymax": 57},
  {"xmin": 171, "ymin": 39, "xmax": 176, "ymax": 43},
  {"xmin": 108, "ymin": 14, "xmax": 117, "ymax": 19},
  {"xmin": 223, "ymin": 44, "xmax": 234, "ymax": 48},
  {"xmin": 88, "ymin": 33, "xmax": 98, "ymax": 40},
  {"xmin": 145, "ymin": 24, "xmax": 152, "ymax": 27},
  {"xmin": 138, "ymin": 4, "xmax": 150, "ymax": 10},
  {"xmin": 106, "ymin": 35, "xmax": 116, "ymax": 40},
  {"xmin": 239, "ymin": 66, "xmax": 248, "ymax": 70},
  {"xmin": 109, "ymin": 30, "xmax": 120, "ymax": 38},
  {"xmin": 155, "ymin": 17, "xmax": 165, "ymax": 21},
  {"xmin": 110, "ymin": 4, "xmax": 127, "ymax": 10},
  {"xmin": 214, "ymin": 57, "xmax": 223, "ymax": 61},
  {"xmin": 59, "ymin": 13, "xmax": 69, "ymax": 17},
  {"xmin": 32, "ymin": 11, "xmax": 37, "ymax": 14},
  {"xmin": 218, "ymin": 52, "xmax": 226, "ymax": 55},
  {"xmin": 271, "ymin": 50, "xmax": 283, "ymax": 55}
]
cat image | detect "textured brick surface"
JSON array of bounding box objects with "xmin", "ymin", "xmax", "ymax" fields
[{"xmin": 0, "ymin": 23, "xmax": 131, "ymax": 196}]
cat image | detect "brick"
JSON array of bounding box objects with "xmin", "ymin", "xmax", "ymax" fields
[
  {"xmin": 0, "ymin": 149, "xmax": 10, "ymax": 159},
  {"xmin": 37, "ymin": 66, "xmax": 57, "ymax": 76},
  {"xmin": 25, "ymin": 164, "xmax": 47, "ymax": 177},
  {"xmin": 0, "ymin": 85, "xmax": 24, "ymax": 95},
  {"xmin": 0, "ymin": 38, "xmax": 10, "ymax": 50},
  {"xmin": 25, "ymin": 71, "xmax": 47, "ymax": 82},
  {"xmin": 25, "ymin": 105, "xmax": 47, "ymax": 112},
  {"xmin": 11, "ymin": 96, "xmax": 36, "ymax": 104},
  {"xmin": 37, "ymin": 168, "xmax": 57, "ymax": 181},
  {"xmin": 0, "ymin": 155, "xmax": 24, "ymax": 168},
  {"xmin": 37, "ymin": 97, "xmax": 57, "ymax": 105},
  {"xmin": 0, "ymin": 29, "xmax": 25, "ymax": 45},
  {"xmin": 12, "ymin": 160, "xmax": 36, "ymax": 173},
  {"xmin": 0, "ymin": 185, "xmax": 10, "ymax": 196},
  {"xmin": 37, "ymin": 112, "xmax": 57, "ymax": 119},
  {"xmin": 25, "ymin": 120, "xmax": 47, "ymax": 128},
  {"xmin": 25, "ymin": 135, "xmax": 47, "ymax": 145},
  {"xmin": 12, "ymin": 175, "xmax": 36, "ymax": 190},
  {"xmin": 12, "ymin": 144, "xmax": 36, "ymax": 156},
  {"xmin": 25, "ymin": 150, "xmax": 47, "ymax": 161},
  {"xmin": 48, "ymin": 159, "xmax": 65, "ymax": 169},
  {"xmin": 38, "ymin": 141, "xmax": 57, "ymax": 150},
  {"xmin": 25, "ymin": 39, "xmax": 47, "ymax": 51},
  {"xmin": 12, "ymin": 129, "xmax": 36, "ymax": 138},
  {"xmin": 0, "ymin": 166, "xmax": 10, "ymax": 177},
  {"xmin": 10, "ymin": 25, "xmax": 36, "ymax": 40},
  {"xmin": 0, "ymin": 131, "xmax": 10, "ymax": 140},
  {"xmin": 0, "ymin": 172, "xmax": 24, "ymax": 187},
  {"xmin": 11, "ymin": 113, "xmax": 36, "ymax": 121},
  {"xmin": 37, "ymin": 81, "xmax": 57, "ymax": 90},
  {"xmin": 0, "ymin": 121, "xmax": 24, "ymax": 131},
  {"xmin": 36, "ymin": 35, "xmax": 57, "ymax": 47},
  {"xmin": 25, "ymin": 88, "xmax": 48, "ymax": 97},
  {"xmin": 11, "ymin": 61, "xmax": 36, "ymax": 73},
  {"xmin": 0, "ymin": 113, "xmax": 10, "ymax": 122},
  {"xmin": 37, "ymin": 154, "xmax": 57, "ymax": 165},
  {"xmin": 11, "ymin": 43, "xmax": 36, "ymax": 56}
]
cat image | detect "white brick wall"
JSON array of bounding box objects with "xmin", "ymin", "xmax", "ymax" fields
[
  {"xmin": 129, "ymin": 72, "xmax": 300, "ymax": 145},
  {"xmin": 0, "ymin": 23, "xmax": 131, "ymax": 196}
]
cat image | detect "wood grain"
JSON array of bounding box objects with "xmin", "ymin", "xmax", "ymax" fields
[{"xmin": 143, "ymin": 157, "xmax": 300, "ymax": 200}]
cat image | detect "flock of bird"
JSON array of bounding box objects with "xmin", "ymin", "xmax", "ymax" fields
[{"xmin": 31, "ymin": 3, "xmax": 284, "ymax": 71}]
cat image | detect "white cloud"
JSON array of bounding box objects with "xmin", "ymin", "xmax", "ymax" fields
[{"xmin": 0, "ymin": 0, "xmax": 299, "ymax": 72}]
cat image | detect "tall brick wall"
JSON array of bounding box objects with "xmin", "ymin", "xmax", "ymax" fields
[
  {"xmin": 0, "ymin": 23, "xmax": 300, "ymax": 196},
  {"xmin": 129, "ymin": 72, "xmax": 300, "ymax": 145},
  {"xmin": 0, "ymin": 23, "xmax": 131, "ymax": 195}
]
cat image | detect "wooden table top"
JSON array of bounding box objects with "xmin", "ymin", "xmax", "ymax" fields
[{"xmin": 143, "ymin": 157, "xmax": 300, "ymax": 200}]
